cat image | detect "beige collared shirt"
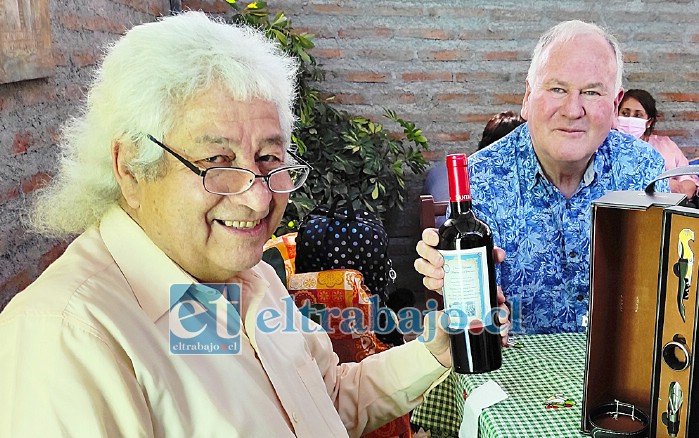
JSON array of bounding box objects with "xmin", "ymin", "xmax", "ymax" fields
[{"xmin": 0, "ymin": 206, "xmax": 447, "ymax": 437}]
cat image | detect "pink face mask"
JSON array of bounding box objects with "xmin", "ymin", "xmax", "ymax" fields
[{"xmin": 617, "ymin": 116, "xmax": 648, "ymax": 139}]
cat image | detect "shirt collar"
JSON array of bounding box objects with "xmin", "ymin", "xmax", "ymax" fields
[
  {"xmin": 100, "ymin": 206, "xmax": 199, "ymax": 322},
  {"xmin": 100, "ymin": 206, "xmax": 271, "ymax": 322}
]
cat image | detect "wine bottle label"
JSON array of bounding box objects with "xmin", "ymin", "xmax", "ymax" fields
[{"xmin": 438, "ymin": 246, "xmax": 492, "ymax": 330}]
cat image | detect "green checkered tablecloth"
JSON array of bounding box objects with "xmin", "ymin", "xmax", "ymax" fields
[{"xmin": 412, "ymin": 332, "xmax": 587, "ymax": 438}]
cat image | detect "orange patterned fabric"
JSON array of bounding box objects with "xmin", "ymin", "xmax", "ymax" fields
[
  {"xmin": 263, "ymin": 232, "xmax": 297, "ymax": 286},
  {"xmin": 287, "ymin": 269, "xmax": 411, "ymax": 437},
  {"xmin": 288, "ymin": 269, "xmax": 390, "ymax": 362}
]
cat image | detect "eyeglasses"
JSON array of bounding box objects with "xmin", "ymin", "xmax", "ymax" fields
[{"xmin": 146, "ymin": 134, "xmax": 311, "ymax": 195}]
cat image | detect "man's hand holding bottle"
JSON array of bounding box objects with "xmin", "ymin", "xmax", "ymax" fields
[{"xmin": 415, "ymin": 227, "xmax": 512, "ymax": 348}]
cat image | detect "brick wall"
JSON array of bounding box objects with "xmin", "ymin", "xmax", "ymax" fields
[
  {"xmin": 2, "ymin": 0, "xmax": 699, "ymax": 306},
  {"xmin": 0, "ymin": 0, "xmax": 170, "ymax": 309}
]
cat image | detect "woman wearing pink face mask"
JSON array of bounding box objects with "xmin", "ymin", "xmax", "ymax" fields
[{"xmin": 618, "ymin": 88, "xmax": 698, "ymax": 200}]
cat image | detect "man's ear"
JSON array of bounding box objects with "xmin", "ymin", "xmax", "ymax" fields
[
  {"xmin": 520, "ymin": 80, "xmax": 531, "ymax": 121},
  {"xmin": 612, "ymin": 88, "xmax": 624, "ymax": 129},
  {"xmin": 614, "ymin": 88, "xmax": 625, "ymax": 112},
  {"xmin": 112, "ymin": 139, "xmax": 141, "ymax": 210}
]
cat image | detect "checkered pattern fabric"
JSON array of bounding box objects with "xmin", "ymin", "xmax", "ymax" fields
[
  {"xmin": 412, "ymin": 332, "xmax": 586, "ymax": 438},
  {"xmin": 411, "ymin": 370, "xmax": 466, "ymax": 436}
]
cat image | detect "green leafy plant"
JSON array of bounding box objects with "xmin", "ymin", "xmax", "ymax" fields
[{"xmin": 227, "ymin": 1, "xmax": 429, "ymax": 235}]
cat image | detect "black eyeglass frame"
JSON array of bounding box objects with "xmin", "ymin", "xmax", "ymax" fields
[{"xmin": 146, "ymin": 134, "xmax": 311, "ymax": 195}]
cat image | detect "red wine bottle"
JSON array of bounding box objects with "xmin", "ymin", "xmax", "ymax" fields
[{"xmin": 437, "ymin": 153, "xmax": 502, "ymax": 374}]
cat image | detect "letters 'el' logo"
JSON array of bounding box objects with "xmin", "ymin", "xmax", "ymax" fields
[{"xmin": 673, "ymin": 229, "xmax": 694, "ymax": 322}]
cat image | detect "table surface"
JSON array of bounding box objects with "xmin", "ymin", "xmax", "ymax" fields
[{"xmin": 462, "ymin": 332, "xmax": 587, "ymax": 438}]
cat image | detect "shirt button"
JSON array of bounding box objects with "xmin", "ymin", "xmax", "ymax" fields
[
  {"xmin": 569, "ymin": 250, "xmax": 578, "ymax": 258},
  {"xmin": 292, "ymin": 412, "xmax": 300, "ymax": 423},
  {"xmin": 565, "ymin": 201, "xmax": 571, "ymax": 209},
  {"xmin": 577, "ymin": 294, "xmax": 585, "ymax": 301}
]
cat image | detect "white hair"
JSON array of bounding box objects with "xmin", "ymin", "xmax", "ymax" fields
[
  {"xmin": 28, "ymin": 11, "xmax": 299, "ymax": 236},
  {"xmin": 527, "ymin": 20, "xmax": 623, "ymax": 93}
]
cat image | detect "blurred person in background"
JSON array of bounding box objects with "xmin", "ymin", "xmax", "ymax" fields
[
  {"xmin": 477, "ymin": 110, "xmax": 525, "ymax": 150},
  {"xmin": 618, "ymin": 88, "xmax": 698, "ymax": 200}
]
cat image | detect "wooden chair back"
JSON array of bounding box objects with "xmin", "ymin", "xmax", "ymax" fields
[
  {"xmin": 419, "ymin": 194, "xmax": 449, "ymax": 231},
  {"xmin": 418, "ymin": 194, "xmax": 449, "ymax": 307}
]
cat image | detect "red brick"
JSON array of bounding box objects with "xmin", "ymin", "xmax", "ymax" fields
[
  {"xmin": 433, "ymin": 132, "xmax": 470, "ymax": 142},
  {"xmin": 62, "ymin": 83, "xmax": 86, "ymax": 101},
  {"xmin": 52, "ymin": 48, "xmax": 69, "ymax": 67},
  {"xmin": 661, "ymin": 52, "xmax": 686, "ymax": 62},
  {"xmin": 422, "ymin": 150, "xmax": 444, "ymax": 161},
  {"xmin": 21, "ymin": 172, "xmax": 52, "ymax": 195},
  {"xmin": 333, "ymin": 93, "xmax": 365, "ymax": 105},
  {"xmin": 311, "ymin": 4, "xmax": 352, "ymax": 15},
  {"xmin": 147, "ymin": 1, "xmax": 167, "ymax": 15},
  {"xmin": 20, "ymin": 83, "xmax": 56, "ymax": 106},
  {"xmin": 424, "ymin": 50, "xmax": 469, "ymax": 61},
  {"xmin": 71, "ymin": 49, "xmax": 98, "ymax": 67},
  {"xmin": 397, "ymin": 28, "xmax": 450, "ymax": 40},
  {"xmin": 483, "ymin": 51, "xmax": 521, "ymax": 61},
  {"xmin": 46, "ymin": 126, "xmax": 61, "ymax": 143},
  {"xmin": 495, "ymin": 93, "xmax": 525, "ymax": 104},
  {"xmin": 676, "ymin": 112, "xmax": 699, "ymax": 121},
  {"xmin": 0, "ymin": 95, "xmax": 16, "ymax": 112},
  {"xmin": 387, "ymin": 131, "xmax": 404, "ymax": 141},
  {"xmin": 402, "ymin": 72, "xmax": 452, "ymax": 82},
  {"xmin": 84, "ymin": 17, "xmax": 127, "ymax": 33},
  {"xmin": 434, "ymin": 93, "xmax": 479, "ymax": 104},
  {"xmin": 12, "ymin": 131, "xmax": 33, "ymax": 155},
  {"xmin": 661, "ymin": 93, "xmax": 699, "ymax": 103},
  {"xmin": 0, "ymin": 269, "xmax": 33, "ymax": 297},
  {"xmin": 39, "ymin": 242, "xmax": 70, "ymax": 271},
  {"xmin": 59, "ymin": 14, "xmax": 127, "ymax": 33},
  {"xmin": 345, "ymin": 72, "xmax": 389, "ymax": 83},
  {"xmin": 58, "ymin": 15, "xmax": 81, "ymax": 31},
  {"xmin": 623, "ymin": 52, "xmax": 640, "ymax": 63},
  {"xmin": 460, "ymin": 114, "xmax": 497, "ymax": 123},
  {"xmin": 0, "ymin": 187, "xmax": 20, "ymax": 205},
  {"xmin": 655, "ymin": 129, "xmax": 689, "ymax": 138},
  {"xmin": 312, "ymin": 48, "xmax": 342, "ymax": 59},
  {"xmin": 398, "ymin": 94, "xmax": 417, "ymax": 104},
  {"xmin": 115, "ymin": 0, "xmax": 168, "ymax": 15}
]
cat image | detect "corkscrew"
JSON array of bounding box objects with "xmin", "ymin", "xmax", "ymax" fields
[
  {"xmin": 662, "ymin": 382, "xmax": 683, "ymax": 437},
  {"xmin": 673, "ymin": 229, "xmax": 694, "ymax": 322}
]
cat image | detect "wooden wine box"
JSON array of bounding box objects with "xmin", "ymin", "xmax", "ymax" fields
[{"xmin": 582, "ymin": 190, "xmax": 699, "ymax": 437}]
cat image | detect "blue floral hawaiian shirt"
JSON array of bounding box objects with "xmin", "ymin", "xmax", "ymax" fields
[{"xmin": 467, "ymin": 123, "xmax": 669, "ymax": 334}]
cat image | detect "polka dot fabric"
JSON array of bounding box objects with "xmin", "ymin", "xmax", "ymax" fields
[{"xmin": 296, "ymin": 203, "xmax": 392, "ymax": 302}]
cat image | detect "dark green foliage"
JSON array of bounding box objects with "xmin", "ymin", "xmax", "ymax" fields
[{"xmin": 228, "ymin": 1, "xmax": 429, "ymax": 235}]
